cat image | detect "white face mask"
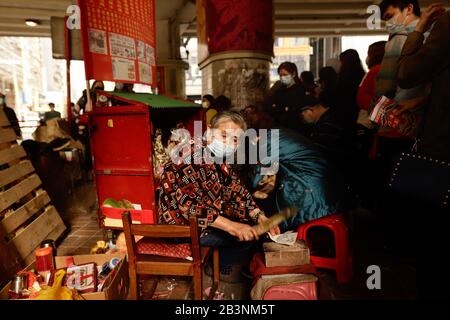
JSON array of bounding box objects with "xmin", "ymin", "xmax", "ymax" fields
[
  {"xmin": 280, "ymin": 74, "xmax": 294, "ymax": 86},
  {"xmin": 207, "ymin": 138, "xmax": 236, "ymax": 158},
  {"xmin": 386, "ymin": 10, "xmax": 409, "ymax": 34}
]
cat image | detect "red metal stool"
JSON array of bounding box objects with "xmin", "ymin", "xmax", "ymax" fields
[{"xmin": 297, "ymin": 214, "xmax": 352, "ymax": 284}]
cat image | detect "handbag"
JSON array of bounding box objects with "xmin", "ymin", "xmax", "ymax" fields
[{"xmin": 388, "ymin": 152, "xmax": 450, "ymax": 211}]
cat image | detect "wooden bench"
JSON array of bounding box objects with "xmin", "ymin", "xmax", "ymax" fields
[{"xmin": 0, "ymin": 109, "xmax": 66, "ymax": 287}]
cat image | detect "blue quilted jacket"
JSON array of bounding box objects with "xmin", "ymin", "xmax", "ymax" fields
[{"xmin": 250, "ymin": 127, "xmax": 341, "ymax": 231}]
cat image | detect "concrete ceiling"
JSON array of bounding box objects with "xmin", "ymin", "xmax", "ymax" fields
[
  {"xmin": 181, "ymin": 0, "xmax": 450, "ymax": 37},
  {"xmin": 0, "ymin": 0, "xmax": 448, "ymax": 38},
  {"xmin": 0, "ymin": 0, "xmax": 73, "ymax": 37}
]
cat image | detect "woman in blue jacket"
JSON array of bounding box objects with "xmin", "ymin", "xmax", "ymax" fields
[{"xmin": 244, "ymin": 106, "xmax": 342, "ymax": 231}]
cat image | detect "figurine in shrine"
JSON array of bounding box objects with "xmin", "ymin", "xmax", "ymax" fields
[
  {"xmin": 153, "ymin": 128, "xmax": 170, "ymax": 180},
  {"xmin": 165, "ymin": 122, "xmax": 189, "ymax": 159}
]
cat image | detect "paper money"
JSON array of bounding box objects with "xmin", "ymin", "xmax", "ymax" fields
[
  {"xmin": 252, "ymin": 207, "xmax": 297, "ymax": 236},
  {"xmin": 268, "ymin": 231, "xmax": 298, "ymax": 246}
]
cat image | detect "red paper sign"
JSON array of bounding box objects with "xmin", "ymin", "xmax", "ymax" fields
[{"xmin": 78, "ymin": 0, "xmax": 156, "ymax": 86}]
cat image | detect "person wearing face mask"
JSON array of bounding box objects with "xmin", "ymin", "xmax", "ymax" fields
[
  {"xmin": 110, "ymin": 82, "xmax": 135, "ymax": 106},
  {"xmin": 376, "ymin": 0, "xmax": 430, "ymax": 100},
  {"xmin": 201, "ymin": 94, "xmax": 217, "ymax": 126},
  {"xmin": 370, "ymin": 0, "xmax": 433, "ymax": 203},
  {"xmin": 76, "ymin": 80, "xmax": 104, "ymax": 113},
  {"xmin": 158, "ymin": 111, "xmax": 280, "ymax": 282},
  {"xmin": 0, "ymin": 93, "xmax": 21, "ymax": 139},
  {"xmin": 263, "ymin": 61, "xmax": 308, "ymax": 133}
]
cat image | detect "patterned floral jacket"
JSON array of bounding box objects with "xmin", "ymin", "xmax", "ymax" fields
[{"xmin": 158, "ymin": 140, "xmax": 261, "ymax": 232}]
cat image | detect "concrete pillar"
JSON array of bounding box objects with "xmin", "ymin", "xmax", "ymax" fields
[
  {"xmin": 156, "ymin": 19, "xmax": 189, "ymax": 98},
  {"xmin": 197, "ymin": 0, "xmax": 274, "ymax": 110},
  {"xmin": 310, "ymin": 37, "xmax": 342, "ymax": 77}
]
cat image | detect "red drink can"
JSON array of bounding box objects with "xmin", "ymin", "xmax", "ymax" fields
[{"xmin": 35, "ymin": 247, "xmax": 55, "ymax": 272}]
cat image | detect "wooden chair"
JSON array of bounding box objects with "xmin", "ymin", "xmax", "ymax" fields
[{"xmin": 121, "ymin": 211, "xmax": 219, "ymax": 300}]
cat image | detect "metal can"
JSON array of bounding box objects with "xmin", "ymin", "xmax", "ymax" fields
[{"xmin": 11, "ymin": 274, "xmax": 27, "ymax": 294}]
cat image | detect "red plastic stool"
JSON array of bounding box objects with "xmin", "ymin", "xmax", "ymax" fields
[{"xmin": 297, "ymin": 214, "xmax": 352, "ymax": 284}]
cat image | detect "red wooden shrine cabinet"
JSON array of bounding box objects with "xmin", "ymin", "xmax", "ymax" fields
[{"xmin": 88, "ymin": 92, "xmax": 204, "ymax": 229}]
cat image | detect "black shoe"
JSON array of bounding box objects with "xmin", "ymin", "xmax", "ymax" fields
[
  {"xmin": 240, "ymin": 265, "xmax": 253, "ymax": 280},
  {"xmin": 219, "ymin": 265, "xmax": 243, "ymax": 283},
  {"xmin": 205, "ymin": 263, "xmax": 244, "ymax": 283}
]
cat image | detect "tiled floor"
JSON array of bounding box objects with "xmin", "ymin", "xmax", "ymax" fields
[
  {"xmin": 56, "ymin": 182, "xmax": 105, "ymax": 256},
  {"xmin": 56, "ymin": 182, "xmax": 416, "ymax": 300}
]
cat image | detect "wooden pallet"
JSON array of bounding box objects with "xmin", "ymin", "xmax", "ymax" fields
[{"xmin": 0, "ymin": 109, "xmax": 66, "ymax": 286}]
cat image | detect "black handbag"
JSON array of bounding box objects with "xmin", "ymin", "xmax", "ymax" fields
[{"xmin": 388, "ymin": 152, "xmax": 450, "ymax": 211}]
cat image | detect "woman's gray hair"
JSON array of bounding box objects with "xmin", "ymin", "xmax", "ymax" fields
[{"xmin": 210, "ymin": 110, "xmax": 247, "ymax": 131}]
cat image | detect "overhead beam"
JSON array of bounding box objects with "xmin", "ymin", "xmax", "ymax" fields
[
  {"xmin": 275, "ymin": 15, "xmax": 371, "ymax": 24},
  {"xmin": 272, "ymin": 23, "xmax": 375, "ymax": 31},
  {"xmin": 275, "ymin": 0, "xmax": 374, "ymax": 3},
  {"xmin": 182, "ymin": 28, "xmax": 388, "ymax": 37},
  {"xmin": 274, "ymin": 3, "xmax": 370, "ymax": 15},
  {"xmin": 0, "ymin": 19, "xmax": 51, "ymax": 29},
  {"xmin": 0, "ymin": 0, "xmax": 72, "ymax": 10},
  {"xmin": 278, "ymin": 31, "xmax": 388, "ymax": 37},
  {"xmin": 0, "ymin": 7, "xmax": 66, "ymax": 20},
  {"xmin": 0, "ymin": 28, "xmax": 51, "ymax": 37}
]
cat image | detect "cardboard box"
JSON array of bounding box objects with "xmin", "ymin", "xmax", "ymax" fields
[
  {"xmin": 263, "ymin": 240, "xmax": 310, "ymax": 267},
  {"xmin": 0, "ymin": 254, "xmax": 129, "ymax": 300}
]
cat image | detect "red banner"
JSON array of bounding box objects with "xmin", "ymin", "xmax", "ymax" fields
[
  {"xmin": 78, "ymin": 0, "xmax": 156, "ymax": 86},
  {"xmin": 205, "ymin": 0, "xmax": 274, "ymax": 55}
]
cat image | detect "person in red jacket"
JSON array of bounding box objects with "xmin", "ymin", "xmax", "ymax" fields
[
  {"xmin": 357, "ymin": 41, "xmax": 387, "ymax": 111},
  {"xmin": 355, "ymin": 41, "xmax": 386, "ymax": 208},
  {"xmin": 356, "ymin": 40, "xmax": 387, "ymax": 156}
]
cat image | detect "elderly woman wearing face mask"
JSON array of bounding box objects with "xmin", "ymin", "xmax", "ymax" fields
[
  {"xmin": 263, "ymin": 61, "xmax": 309, "ymax": 133},
  {"xmin": 158, "ymin": 111, "xmax": 280, "ymax": 281}
]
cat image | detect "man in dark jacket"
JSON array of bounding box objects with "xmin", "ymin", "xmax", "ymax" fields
[
  {"xmin": 396, "ymin": 4, "xmax": 450, "ymax": 300},
  {"xmin": 397, "ymin": 6, "xmax": 450, "ymax": 161},
  {"xmin": 301, "ymin": 94, "xmax": 357, "ymax": 168},
  {"xmin": 300, "ymin": 94, "xmax": 359, "ymax": 206},
  {"xmin": 0, "ymin": 93, "xmax": 21, "ymax": 138}
]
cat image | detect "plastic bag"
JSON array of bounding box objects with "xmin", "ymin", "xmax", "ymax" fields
[{"xmin": 33, "ymin": 270, "xmax": 83, "ymax": 300}]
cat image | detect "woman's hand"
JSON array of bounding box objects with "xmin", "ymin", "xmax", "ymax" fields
[
  {"xmin": 415, "ymin": 3, "xmax": 446, "ymax": 33},
  {"xmin": 393, "ymin": 95, "xmax": 429, "ymax": 115},
  {"xmin": 227, "ymin": 221, "xmax": 259, "ymax": 242},
  {"xmin": 211, "ymin": 216, "xmax": 258, "ymax": 241},
  {"xmin": 257, "ymin": 214, "xmax": 281, "ymax": 236}
]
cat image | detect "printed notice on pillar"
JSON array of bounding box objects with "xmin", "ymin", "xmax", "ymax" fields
[
  {"xmin": 88, "ymin": 29, "xmax": 107, "ymax": 55},
  {"xmin": 138, "ymin": 62, "xmax": 152, "ymax": 84},
  {"xmin": 112, "ymin": 58, "xmax": 136, "ymax": 81},
  {"xmin": 109, "ymin": 33, "xmax": 136, "ymax": 59},
  {"xmin": 79, "ymin": 0, "xmax": 156, "ymax": 86}
]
